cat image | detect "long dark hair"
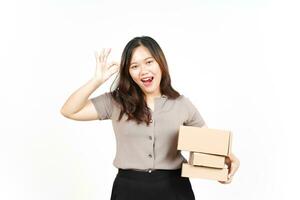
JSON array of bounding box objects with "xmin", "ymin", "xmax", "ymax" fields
[{"xmin": 109, "ymin": 36, "xmax": 180, "ymax": 126}]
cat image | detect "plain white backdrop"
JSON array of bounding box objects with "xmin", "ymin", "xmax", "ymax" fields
[{"xmin": 1, "ymin": 0, "xmax": 299, "ymax": 199}]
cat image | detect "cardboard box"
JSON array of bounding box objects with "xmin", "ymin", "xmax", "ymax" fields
[
  {"xmin": 189, "ymin": 152, "xmax": 225, "ymax": 169},
  {"xmin": 177, "ymin": 125, "xmax": 232, "ymax": 156},
  {"xmin": 181, "ymin": 163, "xmax": 228, "ymax": 181},
  {"xmin": 177, "ymin": 126, "xmax": 233, "ymax": 181}
]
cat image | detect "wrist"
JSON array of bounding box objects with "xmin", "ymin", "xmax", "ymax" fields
[{"xmin": 90, "ymin": 77, "xmax": 103, "ymax": 87}]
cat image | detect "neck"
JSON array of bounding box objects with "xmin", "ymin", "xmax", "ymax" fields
[{"xmin": 144, "ymin": 93, "xmax": 162, "ymax": 101}]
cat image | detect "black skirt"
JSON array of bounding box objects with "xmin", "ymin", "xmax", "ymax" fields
[{"xmin": 110, "ymin": 168, "xmax": 195, "ymax": 200}]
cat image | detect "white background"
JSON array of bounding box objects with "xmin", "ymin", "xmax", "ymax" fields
[{"xmin": 0, "ymin": 0, "xmax": 299, "ymax": 199}]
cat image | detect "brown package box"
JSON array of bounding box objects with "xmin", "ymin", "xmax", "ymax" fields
[
  {"xmin": 189, "ymin": 152, "xmax": 225, "ymax": 169},
  {"xmin": 181, "ymin": 163, "xmax": 228, "ymax": 181},
  {"xmin": 177, "ymin": 125, "xmax": 232, "ymax": 156},
  {"xmin": 177, "ymin": 125, "xmax": 232, "ymax": 181}
]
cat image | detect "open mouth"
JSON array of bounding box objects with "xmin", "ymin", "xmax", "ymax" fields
[
  {"xmin": 141, "ymin": 77, "xmax": 154, "ymax": 82},
  {"xmin": 141, "ymin": 77, "xmax": 154, "ymax": 86}
]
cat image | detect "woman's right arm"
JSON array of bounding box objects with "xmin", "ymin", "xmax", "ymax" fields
[
  {"xmin": 60, "ymin": 48, "xmax": 120, "ymax": 121},
  {"xmin": 60, "ymin": 78, "xmax": 104, "ymax": 121}
]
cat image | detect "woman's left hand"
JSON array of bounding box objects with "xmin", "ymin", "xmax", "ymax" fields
[{"xmin": 218, "ymin": 153, "xmax": 240, "ymax": 184}]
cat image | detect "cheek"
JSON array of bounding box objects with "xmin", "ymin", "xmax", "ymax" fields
[
  {"xmin": 155, "ymin": 66, "xmax": 162, "ymax": 78},
  {"xmin": 129, "ymin": 71, "xmax": 140, "ymax": 83}
]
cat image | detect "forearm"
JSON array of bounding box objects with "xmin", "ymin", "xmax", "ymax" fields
[{"xmin": 60, "ymin": 78, "xmax": 103, "ymax": 116}]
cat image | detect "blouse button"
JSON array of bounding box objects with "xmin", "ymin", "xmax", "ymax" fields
[
  {"xmin": 149, "ymin": 136, "xmax": 152, "ymax": 140},
  {"xmin": 148, "ymin": 154, "xmax": 152, "ymax": 158}
]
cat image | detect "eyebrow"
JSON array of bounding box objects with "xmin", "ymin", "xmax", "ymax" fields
[{"xmin": 130, "ymin": 57, "xmax": 153, "ymax": 65}]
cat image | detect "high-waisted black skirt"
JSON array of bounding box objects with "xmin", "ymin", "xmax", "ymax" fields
[{"xmin": 110, "ymin": 168, "xmax": 195, "ymax": 200}]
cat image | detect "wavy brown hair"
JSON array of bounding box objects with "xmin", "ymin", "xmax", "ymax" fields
[{"xmin": 109, "ymin": 36, "xmax": 181, "ymax": 126}]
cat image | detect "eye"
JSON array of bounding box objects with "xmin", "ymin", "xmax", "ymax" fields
[
  {"xmin": 130, "ymin": 65, "xmax": 137, "ymax": 69},
  {"xmin": 147, "ymin": 60, "xmax": 153, "ymax": 64}
]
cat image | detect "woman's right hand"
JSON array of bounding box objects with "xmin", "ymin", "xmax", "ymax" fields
[{"xmin": 94, "ymin": 48, "xmax": 120, "ymax": 84}]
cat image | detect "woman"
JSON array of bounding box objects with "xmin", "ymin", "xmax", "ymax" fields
[{"xmin": 60, "ymin": 36, "xmax": 240, "ymax": 200}]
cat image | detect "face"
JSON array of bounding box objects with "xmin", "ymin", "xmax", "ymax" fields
[{"xmin": 129, "ymin": 45, "xmax": 162, "ymax": 97}]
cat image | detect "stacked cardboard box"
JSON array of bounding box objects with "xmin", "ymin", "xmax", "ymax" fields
[{"xmin": 177, "ymin": 125, "xmax": 232, "ymax": 181}]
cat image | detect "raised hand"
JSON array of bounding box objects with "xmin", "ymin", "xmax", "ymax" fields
[{"xmin": 94, "ymin": 48, "xmax": 120, "ymax": 83}]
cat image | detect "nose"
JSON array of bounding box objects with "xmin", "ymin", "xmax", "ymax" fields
[{"xmin": 140, "ymin": 64, "xmax": 151, "ymax": 75}]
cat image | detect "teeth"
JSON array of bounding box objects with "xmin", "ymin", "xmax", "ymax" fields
[{"xmin": 141, "ymin": 77, "xmax": 153, "ymax": 81}]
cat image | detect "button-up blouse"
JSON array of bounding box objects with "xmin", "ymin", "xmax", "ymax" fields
[{"xmin": 90, "ymin": 92, "xmax": 206, "ymax": 171}]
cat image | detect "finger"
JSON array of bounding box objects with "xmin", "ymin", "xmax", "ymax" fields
[
  {"xmin": 221, "ymin": 178, "xmax": 232, "ymax": 184},
  {"xmin": 94, "ymin": 51, "xmax": 98, "ymax": 62},
  {"xmin": 108, "ymin": 61, "xmax": 120, "ymax": 69},
  {"xmin": 228, "ymin": 168, "xmax": 236, "ymax": 177},
  {"xmin": 112, "ymin": 61, "xmax": 120, "ymax": 66},
  {"xmin": 100, "ymin": 48, "xmax": 105, "ymax": 62},
  {"xmin": 111, "ymin": 67, "xmax": 120, "ymax": 75},
  {"xmin": 103, "ymin": 48, "xmax": 111, "ymax": 64},
  {"xmin": 229, "ymin": 163, "xmax": 239, "ymax": 176},
  {"xmin": 108, "ymin": 64, "xmax": 120, "ymax": 74},
  {"xmin": 227, "ymin": 173, "xmax": 234, "ymax": 181},
  {"xmin": 105, "ymin": 48, "xmax": 111, "ymax": 57},
  {"xmin": 218, "ymin": 180, "xmax": 230, "ymax": 184},
  {"xmin": 227, "ymin": 176, "xmax": 233, "ymax": 183},
  {"xmin": 228, "ymin": 166, "xmax": 235, "ymax": 177},
  {"xmin": 228, "ymin": 161, "xmax": 237, "ymax": 175}
]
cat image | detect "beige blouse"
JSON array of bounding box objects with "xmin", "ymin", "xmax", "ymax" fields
[{"xmin": 91, "ymin": 92, "xmax": 206, "ymax": 172}]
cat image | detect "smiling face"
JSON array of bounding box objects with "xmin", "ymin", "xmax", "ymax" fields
[{"xmin": 129, "ymin": 45, "xmax": 162, "ymax": 98}]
